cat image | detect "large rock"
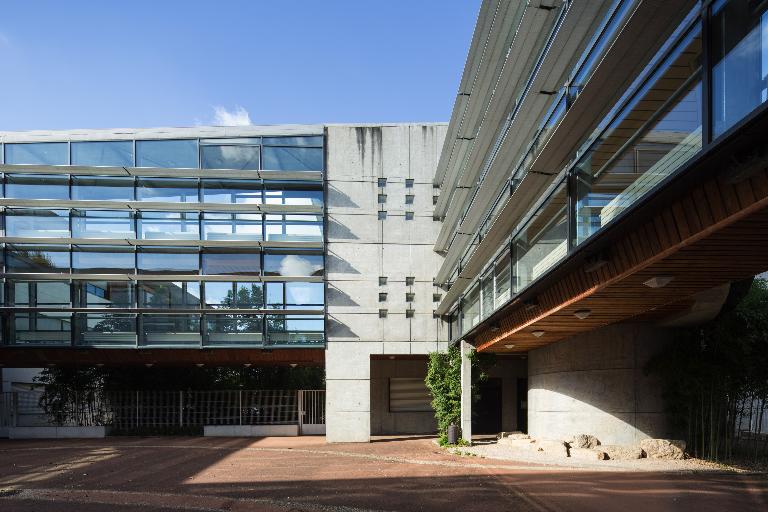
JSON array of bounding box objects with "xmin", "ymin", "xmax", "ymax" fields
[
  {"xmin": 534, "ymin": 440, "xmax": 569, "ymax": 457},
  {"xmin": 569, "ymin": 447, "xmax": 607, "ymax": 460},
  {"xmin": 498, "ymin": 437, "xmax": 536, "ymax": 449},
  {"xmin": 599, "ymin": 445, "xmax": 644, "ymax": 460},
  {"xmin": 498, "ymin": 431, "xmax": 530, "ymax": 441},
  {"xmin": 640, "ymin": 439, "xmax": 686, "ymax": 460},
  {"xmin": 568, "ymin": 434, "xmax": 601, "ymax": 449}
]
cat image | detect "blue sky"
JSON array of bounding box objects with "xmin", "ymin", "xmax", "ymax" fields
[{"xmin": 0, "ymin": 1, "xmax": 480, "ymax": 131}]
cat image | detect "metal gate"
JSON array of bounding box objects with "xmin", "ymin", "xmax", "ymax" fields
[{"xmin": 298, "ymin": 390, "xmax": 325, "ymax": 435}]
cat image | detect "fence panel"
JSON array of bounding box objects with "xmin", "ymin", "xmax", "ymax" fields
[{"xmin": 2, "ymin": 389, "xmax": 324, "ymax": 434}]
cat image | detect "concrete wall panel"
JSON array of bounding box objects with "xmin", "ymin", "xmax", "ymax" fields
[{"xmin": 527, "ymin": 323, "xmax": 674, "ymax": 445}]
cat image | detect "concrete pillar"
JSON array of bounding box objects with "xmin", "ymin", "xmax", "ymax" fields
[
  {"xmin": 459, "ymin": 340, "xmax": 473, "ymax": 443},
  {"xmin": 527, "ymin": 323, "xmax": 674, "ymax": 445}
]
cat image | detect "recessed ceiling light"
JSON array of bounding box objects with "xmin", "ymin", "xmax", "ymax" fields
[
  {"xmin": 289, "ymin": 363, "xmax": 298, "ymax": 368},
  {"xmin": 504, "ymin": 344, "xmax": 516, "ymax": 349},
  {"xmin": 243, "ymin": 363, "xmax": 252, "ymax": 368},
  {"xmin": 573, "ymin": 309, "xmax": 591, "ymax": 320},
  {"xmin": 531, "ymin": 330, "xmax": 545, "ymax": 338},
  {"xmin": 195, "ymin": 363, "xmax": 205, "ymax": 368},
  {"xmin": 95, "ymin": 363, "xmax": 104, "ymax": 368},
  {"xmin": 643, "ymin": 276, "xmax": 674, "ymax": 288},
  {"xmin": 388, "ymin": 355, "xmax": 396, "ymax": 360},
  {"xmin": 144, "ymin": 363, "xmax": 154, "ymax": 368}
]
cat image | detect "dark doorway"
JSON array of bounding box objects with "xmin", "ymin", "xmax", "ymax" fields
[
  {"xmin": 516, "ymin": 378, "xmax": 528, "ymax": 433},
  {"xmin": 473, "ymin": 378, "xmax": 502, "ymax": 434}
]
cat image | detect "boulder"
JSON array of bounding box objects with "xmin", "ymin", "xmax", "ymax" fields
[
  {"xmin": 534, "ymin": 440, "xmax": 569, "ymax": 457},
  {"xmin": 640, "ymin": 439, "xmax": 686, "ymax": 460},
  {"xmin": 569, "ymin": 447, "xmax": 607, "ymax": 460},
  {"xmin": 498, "ymin": 431, "xmax": 528, "ymax": 440},
  {"xmin": 599, "ymin": 445, "xmax": 644, "ymax": 460},
  {"xmin": 498, "ymin": 437, "xmax": 536, "ymax": 449},
  {"xmin": 569, "ymin": 434, "xmax": 601, "ymax": 449}
]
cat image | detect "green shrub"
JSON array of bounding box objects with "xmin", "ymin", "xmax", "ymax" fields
[{"xmin": 425, "ymin": 345, "xmax": 495, "ymax": 442}]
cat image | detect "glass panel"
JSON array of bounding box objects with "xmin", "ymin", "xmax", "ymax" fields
[
  {"xmin": 712, "ymin": 0, "xmax": 768, "ymax": 137},
  {"xmin": 72, "ymin": 176, "xmax": 135, "ymax": 201},
  {"xmin": 12, "ymin": 281, "xmax": 70, "ymax": 306},
  {"xmin": 6, "ymin": 244, "xmax": 69, "ymax": 273},
  {"xmin": 204, "ymin": 282, "xmax": 263, "ymax": 309},
  {"xmin": 284, "ymin": 282, "xmax": 324, "ymax": 309},
  {"xmin": 205, "ymin": 314, "xmax": 264, "ymax": 346},
  {"xmin": 514, "ymin": 184, "xmax": 568, "ymax": 292},
  {"xmin": 72, "ymin": 210, "xmax": 135, "ymax": 239},
  {"xmin": 5, "ymin": 174, "xmax": 69, "ymax": 200},
  {"xmin": 137, "ymin": 178, "xmax": 199, "ymax": 203},
  {"xmin": 262, "ymin": 136, "xmax": 323, "ymax": 147},
  {"xmin": 76, "ymin": 313, "xmax": 137, "ymax": 346},
  {"xmin": 73, "ymin": 246, "xmax": 134, "ymax": 273},
  {"xmin": 575, "ymin": 28, "xmax": 702, "ymax": 244},
  {"xmin": 481, "ymin": 271, "xmax": 494, "ymax": 320},
  {"xmin": 201, "ymin": 144, "xmax": 260, "ymax": 170},
  {"xmin": 264, "ymin": 185, "xmax": 323, "ymax": 206},
  {"xmin": 5, "ymin": 142, "xmax": 68, "ymax": 165},
  {"xmin": 266, "ymin": 314, "xmax": 324, "ymax": 345},
  {"xmin": 13, "ymin": 312, "xmax": 72, "ymax": 346},
  {"xmin": 141, "ymin": 314, "xmax": 201, "ymax": 346},
  {"xmin": 79, "ymin": 281, "xmax": 134, "ymax": 308},
  {"xmin": 264, "ymin": 214, "xmax": 323, "ymax": 242},
  {"xmin": 263, "ymin": 251, "xmax": 323, "ymax": 276},
  {"xmin": 202, "ymin": 249, "xmax": 260, "ymax": 275},
  {"xmin": 135, "ymin": 139, "xmax": 198, "ymax": 169},
  {"xmin": 202, "ymin": 179, "xmax": 262, "ymax": 204},
  {"xmin": 262, "ymin": 147, "xmax": 323, "ymax": 171},
  {"xmin": 138, "ymin": 211, "xmax": 199, "ymax": 240},
  {"xmin": 461, "ymin": 284, "xmax": 480, "ymax": 333},
  {"xmin": 494, "ymin": 253, "xmax": 511, "ymax": 306},
  {"xmin": 71, "ymin": 141, "xmax": 133, "ymax": 167},
  {"xmin": 138, "ymin": 281, "xmax": 201, "ymax": 308},
  {"xmin": 202, "ymin": 212, "xmax": 262, "ymax": 241},
  {"xmin": 137, "ymin": 247, "xmax": 198, "ymax": 275},
  {"xmin": 5, "ymin": 209, "xmax": 70, "ymax": 238}
]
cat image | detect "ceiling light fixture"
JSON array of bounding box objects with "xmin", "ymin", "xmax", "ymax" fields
[
  {"xmin": 643, "ymin": 276, "xmax": 674, "ymax": 288},
  {"xmin": 289, "ymin": 363, "xmax": 298, "ymax": 368},
  {"xmin": 573, "ymin": 309, "xmax": 591, "ymax": 320},
  {"xmin": 145, "ymin": 363, "xmax": 154, "ymax": 368},
  {"xmin": 196, "ymin": 363, "xmax": 205, "ymax": 368},
  {"xmin": 504, "ymin": 344, "xmax": 516, "ymax": 349},
  {"xmin": 531, "ymin": 330, "xmax": 545, "ymax": 338},
  {"xmin": 243, "ymin": 363, "xmax": 252, "ymax": 368}
]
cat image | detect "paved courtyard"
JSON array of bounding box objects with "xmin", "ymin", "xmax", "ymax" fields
[{"xmin": 0, "ymin": 436, "xmax": 766, "ymax": 511}]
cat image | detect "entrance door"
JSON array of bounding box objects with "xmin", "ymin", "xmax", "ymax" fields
[{"xmin": 473, "ymin": 378, "xmax": 502, "ymax": 434}]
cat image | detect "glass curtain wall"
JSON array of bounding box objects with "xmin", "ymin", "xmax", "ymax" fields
[
  {"xmin": 452, "ymin": 6, "xmax": 731, "ymax": 339},
  {"xmin": 1, "ymin": 134, "xmax": 325, "ymax": 349}
]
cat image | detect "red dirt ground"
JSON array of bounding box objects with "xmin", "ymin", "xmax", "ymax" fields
[{"xmin": 0, "ymin": 436, "xmax": 766, "ymax": 511}]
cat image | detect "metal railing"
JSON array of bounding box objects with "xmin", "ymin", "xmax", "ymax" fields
[{"xmin": 1, "ymin": 389, "xmax": 325, "ymax": 434}]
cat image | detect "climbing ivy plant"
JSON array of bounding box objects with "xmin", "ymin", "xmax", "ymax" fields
[{"xmin": 425, "ymin": 345, "xmax": 495, "ymax": 444}]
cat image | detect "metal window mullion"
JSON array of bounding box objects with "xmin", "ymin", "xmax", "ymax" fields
[{"xmin": 701, "ymin": 3, "xmax": 712, "ymax": 148}]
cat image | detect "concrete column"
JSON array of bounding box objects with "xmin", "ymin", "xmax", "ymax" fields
[{"xmin": 459, "ymin": 340, "xmax": 473, "ymax": 443}]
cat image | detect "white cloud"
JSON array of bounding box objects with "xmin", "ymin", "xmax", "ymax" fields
[{"xmin": 212, "ymin": 105, "xmax": 252, "ymax": 126}]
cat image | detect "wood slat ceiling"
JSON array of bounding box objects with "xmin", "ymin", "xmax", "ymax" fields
[{"xmin": 0, "ymin": 348, "xmax": 325, "ymax": 367}]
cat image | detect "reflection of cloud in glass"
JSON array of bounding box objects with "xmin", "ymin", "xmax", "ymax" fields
[
  {"xmin": 286, "ymin": 283, "xmax": 322, "ymax": 305},
  {"xmin": 279, "ymin": 255, "xmax": 322, "ymax": 276}
]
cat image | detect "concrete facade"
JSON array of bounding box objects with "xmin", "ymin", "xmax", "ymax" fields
[
  {"xmin": 527, "ymin": 323, "xmax": 674, "ymax": 446},
  {"xmin": 324, "ymin": 124, "xmax": 449, "ymax": 442}
]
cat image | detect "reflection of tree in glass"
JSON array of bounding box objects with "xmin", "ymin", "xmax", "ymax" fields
[
  {"xmin": 15, "ymin": 248, "xmax": 56, "ymax": 271},
  {"xmin": 215, "ymin": 283, "xmax": 271, "ymax": 335}
]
